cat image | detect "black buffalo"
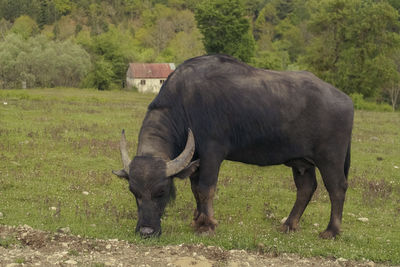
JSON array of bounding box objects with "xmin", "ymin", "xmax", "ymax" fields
[{"xmin": 113, "ymin": 55, "xmax": 353, "ymax": 239}]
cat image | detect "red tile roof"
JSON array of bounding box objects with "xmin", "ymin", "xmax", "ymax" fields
[{"xmin": 128, "ymin": 63, "xmax": 175, "ymax": 78}]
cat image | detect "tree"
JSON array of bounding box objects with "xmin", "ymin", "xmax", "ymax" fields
[
  {"xmin": 253, "ymin": 41, "xmax": 289, "ymax": 70},
  {"xmin": 301, "ymin": 0, "xmax": 400, "ymax": 97},
  {"xmin": 386, "ymin": 83, "xmax": 400, "ymax": 111},
  {"xmin": 0, "ymin": 33, "xmax": 91, "ymax": 88},
  {"xmin": 10, "ymin": 15, "xmax": 39, "ymax": 39},
  {"xmin": 159, "ymin": 30, "xmax": 205, "ymax": 64},
  {"xmin": 388, "ymin": 0, "xmax": 400, "ymax": 12},
  {"xmin": 54, "ymin": 0, "xmax": 73, "ymax": 16},
  {"xmin": 383, "ymin": 50, "xmax": 400, "ymax": 111},
  {"xmin": 195, "ymin": 0, "xmax": 255, "ymax": 62},
  {"xmin": 0, "ymin": 18, "xmax": 12, "ymax": 40},
  {"xmin": 89, "ymin": 56, "xmax": 114, "ymax": 90},
  {"xmin": 38, "ymin": 0, "xmax": 58, "ymax": 28},
  {"xmin": 253, "ymin": 2, "xmax": 279, "ymax": 42},
  {"xmin": 0, "ymin": 0, "xmax": 41, "ymax": 23},
  {"xmin": 243, "ymin": 0, "xmax": 269, "ymax": 20},
  {"xmin": 77, "ymin": 25, "xmax": 139, "ymax": 89}
]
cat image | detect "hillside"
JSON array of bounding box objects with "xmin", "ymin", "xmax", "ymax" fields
[{"xmin": 0, "ymin": 0, "xmax": 399, "ymax": 109}]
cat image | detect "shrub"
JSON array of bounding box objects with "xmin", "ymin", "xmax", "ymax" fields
[
  {"xmin": 0, "ymin": 34, "xmax": 91, "ymax": 89},
  {"xmin": 350, "ymin": 93, "xmax": 393, "ymax": 112}
]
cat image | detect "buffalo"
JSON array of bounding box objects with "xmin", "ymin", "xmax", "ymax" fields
[{"xmin": 113, "ymin": 54, "xmax": 353, "ymax": 239}]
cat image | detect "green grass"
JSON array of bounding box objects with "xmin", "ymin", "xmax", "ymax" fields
[
  {"xmin": 1, "ymin": 88, "xmax": 400, "ymax": 264},
  {"xmin": 0, "ymin": 236, "xmax": 20, "ymax": 248}
]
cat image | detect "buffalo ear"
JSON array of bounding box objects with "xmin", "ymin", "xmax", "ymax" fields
[
  {"xmin": 112, "ymin": 169, "xmax": 129, "ymax": 180},
  {"xmin": 173, "ymin": 160, "xmax": 200, "ymax": 179}
]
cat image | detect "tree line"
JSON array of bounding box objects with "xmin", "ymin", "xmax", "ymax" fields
[{"xmin": 0, "ymin": 0, "xmax": 399, "ymax": 109}]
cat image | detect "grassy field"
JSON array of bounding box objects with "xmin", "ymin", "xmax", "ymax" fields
[{"xmin": 1, "ymin": 88, "xmax": 399, "ymax": 264}]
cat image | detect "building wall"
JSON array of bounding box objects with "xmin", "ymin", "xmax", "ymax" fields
[{"xmin": 126, "ymin": 78, "xmax": 166, "ymax": 93}]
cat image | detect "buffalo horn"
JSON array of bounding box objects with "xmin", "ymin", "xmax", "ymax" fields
[
  {"xmin": 119, "ymin": 129, "xmax": 131, "ymax": 174},
  {"xmin": 165, "ymin": 129, "xmax": 195, "ymax": 177}
]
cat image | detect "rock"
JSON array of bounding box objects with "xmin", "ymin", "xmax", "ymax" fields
[
  {"xmin": 257, "ymin": 242, "xmax": 265, "ymax": 250},
  {"xmin": 106, "ymin": 244, "xmax": 112, "ymax": 250},
  {"xmin": 281, "ymin": 217, "xmax": 287, "ymax": 224},
  {"xmin": 65, "ymin": 259, "xmax": 78, "ymax": 265},
  {"xmin": 22, "ymin": 224, "xmax": 32, "ymax": 230},
  {"xmin": 50, "ymin": 207, "xmax": 57, "ymax": 211},
  {"xmin": 0, "ymin": 212, "xmax": 3, "ymax": 219},
  {"xmin": 82, "ymin": 191, "xmax": 89, "ymax": 195},
  {"xmin": 58, "ymin": 227, "xmax": 71, "ymax": 234},
  {"xmin": 365, "ymin": 261, "xmax": 375, "ymax": 267},
  {"xmin": 357, "ymin": 217, "xmax": 369, "ymax": 222},
  {"xmin": 198, "ymin": 255, "xmax": 207, "ymax": 261}
]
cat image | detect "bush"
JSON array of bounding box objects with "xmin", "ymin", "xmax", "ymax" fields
[
  {"xmin": 350, "ymin": 93, "xmax": 393, "ymax": 112},
  {"xmin": 0, "ymin": 34, "xmax": 91, "ymax": 89}
]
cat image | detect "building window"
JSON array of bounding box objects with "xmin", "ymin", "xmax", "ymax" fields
[
  {"xmin": 140, "ymin": 80, "xmax": 146, "ymax": 85},
  {"xmin": 160, "ymin": 80, "xmax": 165, "ymax": 84}
]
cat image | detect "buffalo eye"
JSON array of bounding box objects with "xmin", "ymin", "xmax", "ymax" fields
[{"xmin": 153, "ymin": 189, "xmax": 165, "ymax": 199}]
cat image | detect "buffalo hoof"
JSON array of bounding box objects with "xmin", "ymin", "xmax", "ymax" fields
[
  {"xmin": 191, "ymin": 213, "xmax": 218, "ymax": 235},
  {"xmin": 279, "ymin": 218, "xmax": 299, "ymax": 233},
  {"xmin": 319, "ymin": 229, "xmax": 338, "ymax": 239},
  {"xmin": 280, "ymin": 223, "xmax": 298, "ymax": 233},
  {"xmin": 280, "ymin": 224, "xmax": 299, "ymax": 234}
]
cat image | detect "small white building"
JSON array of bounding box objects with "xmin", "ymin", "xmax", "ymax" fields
[{"xmin": 126, "ymin": 63, "xmax": 176, "ymax": 93}]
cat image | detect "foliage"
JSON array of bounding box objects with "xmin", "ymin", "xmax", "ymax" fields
[
  {"xmin": 252, "ymin": 0, "xmax": 309, "ymax": 70},
  {"xmin": 136, "ymin": 5, "xmax": 204, "ymax": 62},
  {"xmin": 253, "ymin": 45, "xmax": 289, "ymax": 70},
  {"xmin": 54, "ymin": 0, "xmax": 73, "ymax": 16},
  {"xmin": 0, "ymin": 18, "xmax": 12, "ymax": 40},
  {"xmin": 86, "ymin": 56, "xmax": 114, "ymax": 91},
  {"xmin": 350, "ymin": 93, "xmax": 392, "ymax": 112},
  {"xmin": 0, "ymin": 0, "xmax": 41, "ymax": 23},
  {"xmin": 0, "ymin": 34, "xmax": 91, "ymax": 89},
  {"xmin": 301, "ymin": 0, "xmax": 400, "ymax": 98},
  {"xmin": 195, "ymin": 0, "xmax": 256, "ymax": 62},
  {"xmin": 1, "ymin": 88, "xmax": 400, "ymax": 264},
  {"xmin": 10, "ymin": 15, "xmax": 39, "ymax": 39},
  {"xmin": 388, "ymin": 0, "xmax": 400, "ymax": 11},
  {"xmin": 158, "ymin": 30, "xmax": 205, "ymax": 64},
  {"xmin": 0, "ymin": 0, "xmax": 400, "ymax": 105},
  {"xmin": 91, "ymin": 27, "xmax": 129, "ymax": 87}
]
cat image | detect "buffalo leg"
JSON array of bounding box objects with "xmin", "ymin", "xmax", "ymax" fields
[
  {"xmin": 282, "ymin": 166, "xmax": 317, "ymax": 232},
  {"xmin": 189, "ymin": 159, "xmax": 221, "ymax": 234},
  {"xmin": 189, "ymin": 172, "xmax": 201, "ymax": 223},
  {"xmin": 318, "ymin": 164, "xmax": 348, "ymax": 239}
]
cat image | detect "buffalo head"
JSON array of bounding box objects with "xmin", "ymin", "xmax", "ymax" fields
[{"xmin": 112, "ymin": 129, "xmax": 199, "ymax": 238}]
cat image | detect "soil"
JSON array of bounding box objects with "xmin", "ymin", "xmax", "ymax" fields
[{"xmin": 0, "ymin": 224, "xmax": 384, "ymax": 267}]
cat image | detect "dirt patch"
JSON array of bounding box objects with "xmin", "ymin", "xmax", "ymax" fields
[{"xmin": 0, "ymin": 225, "xmax": 383, "ymax": 266}]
